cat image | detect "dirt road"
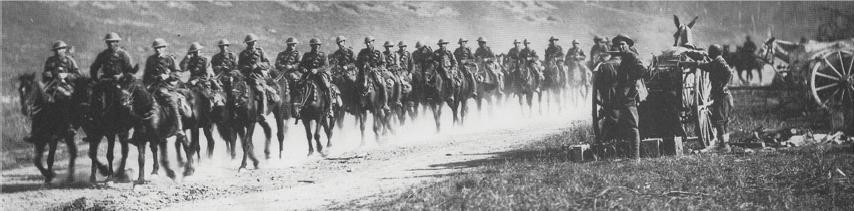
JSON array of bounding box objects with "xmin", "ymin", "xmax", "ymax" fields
[{"xmin": 1, "ymin": 101, "xmax": 582, "ymax": 210}]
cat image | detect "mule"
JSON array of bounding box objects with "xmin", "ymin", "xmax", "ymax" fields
[{"xmin": 673, "ymin": 15, "xmax": 699, "ymax": 48}]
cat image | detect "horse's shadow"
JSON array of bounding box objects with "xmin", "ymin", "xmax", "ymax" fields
[{"xmin": 1, "ymin": 180, "xmax": 97, "ymax": 194}]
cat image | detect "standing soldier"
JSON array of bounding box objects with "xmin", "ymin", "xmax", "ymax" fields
[
  {"xmin": 211, "ymin": 39, "xmax": 237, "ymax": 76},
  {"xmin": 238, "ymin": 33, "xmax": 276, "ymax": 115},
  {"xmin": 43, "ymin": 40, "xmax": 81, "ymax": 102},
  {"xmin": 610, "ymin": 34, "xmax": 644, "ymax": 159},
  {"xmin": 682, "ymin": 44, "xmax": 733, "ymax": 153},
  {"xmin": 434, "ymin": 39, "xmax": 457, "ymax": 101},
  {"xmin": 519, "ymin": 39, "xmax": 543, "ymax": 82},
  {"xmin": 544, "ymin": 36, "xmax": 564, "ymax": 65},
  {"xmin": 355, "ymin": 36, "xmax": 390, "ymax": 111},
  {"xmin": 454, "ymin": 38, "xmax": 478, "ymax": 96},
  {"xmin": 275, "ymin": 37, "xmax": 301, "ymax": 78},
  {"xmin": 296, "ymin": 38, "xmax": 334, "ymax": 117},
  {"xmin": 144, "ymin": 38, "xmax": 186, "ymax": 138},
  {"xmin": 397, "ymin": 41, "xmax": 413, "ymax": 74}
]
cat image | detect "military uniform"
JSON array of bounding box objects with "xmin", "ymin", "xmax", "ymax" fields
[
  {"xmin": 433, "ymin": 47, "xmax": 456, "ymax": 81},
  {"xmin": 275, "ymin": 48, "xmax": 301, "ymax": 76},
  {"xmin": 356, "ymin": 47, "xmax": 389, "ymax": 107},
  {"xmin": 566, "ymin": 46, "xmax": 587, "ymax": 82},
  {"xmin": 474, "ymin": 45, "xmax": 501, "ymax": 85},
  {"xmin": 144, "ymin": 52, "xmax": 187, "ymax": 134},
  {"xmin": 330, "ymin": 47, "xmax": 356, "ymax": 67},
  {"xmin": 238, "ymin": 45, "xmax": 278, "ymax": 115},
  {"xmin": 614, "ymin": 50, "xmax": 644, "ymax": 158},
  {"xmin": 212, "ymin": 51, "xmax": 237, "ymax": 75},
  {"xmin": 595, "ymin": 57, "xmax": 620, "ymax": 142},
  {"xmin": 299, "ymin": 49, "xmax": 334, "ymax": 114},
  {"xmin": 181, "ymin": 55, "xmax": 210, "ymax": 79},
  {"xmin": 589, "ymin": 44, "xmax": 609, "ymax": 68},
  {"xmin": 519, "ymin": 47, "xmax": 543, "ymax": 81},
  {"xmin": 694, "ymin": 55, "xmax": 733, "ymax": 129},
  {"xmin": 397, "ymin": 49, "xmax": 413, "ymax": 73},
  {"xmin": 90, "ymin": 48, "xmax": 134, "ymax": 79},
  {"xmin": 43, "ymin": 54, "xmax": 80, "ymax": 103},
  {"xmin": 454, "ymin": 45, "xmax": 477, "ymax": 95}
]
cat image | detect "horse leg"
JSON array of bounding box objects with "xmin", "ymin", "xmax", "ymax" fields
[
  {"xmin": 259, "ymin": 120, "xmax": 273, "ymax": 159},
  {"xmin": 33, "ymin": 141, "xmax": 53, "ymax": 183},
  {"xmin": 135, "ymin": 142, "xmax": 147, "ymax": 184},
  {"xmin": 174, "ymin": 136, "xmax": 184, "ymax": 166},
  {"xmin": 88, "ymin": 136, "xmax": 107, "ymax": 182},
  {"xmin": 150, "ymin": 139, "xmax": 160, "ymax": 176},
  {"xmin": 314, "ymin": 120, "xmax": 323, "ymax": 155},
  {"xmin": 158, "ymin": 141, "xmax": 176, "ymax": 179},
  {"xmin": 461, "ymin": 98, "xmax": 469, "ymax": 125},
  {"xmin": 106, "ymin": 136, "xmax": 116, "ymax": 177},
  {"xmin": 204, "ymin": 125, "xmax": 216, "ymax": 158},
  {"xmin": 359, "ymin": 112, "xmax": 367, "ymax": 146},
  {"xmin": 433, "ymin": 103, "xmax": 441, "ymax": 132},
  {"xmin": 237, "ymin": 125, "xmax": 249, "ymax": 170},
  {"xmin": 324, "ymin": 117, "xmax": 334, "ymax": 149},
  {"xmin": 373, "ymin": 111, "xmax": 382, "ymax": 143},
  {"xmin": 65, "ymin": 135, "xmax": 77, "ymax": 182},
  {"xmin": 303, "ymin": 119, "xmax": 314, "ymax": 156},
  {"xmin": 116, "ymin": 132, "xmax": 130, "ymax": 180},
  {"xmin": 275, "ymin": 110, "xmax": 286, "ymax": 159},
  {"xmin": 246, "ymin": 123, "xmax": 260, "ymax": 169},
  {"xmin": 180, "ymin": 134, "xmax": 195, "ymax": 177},
  {"xmin": 191, "ymin": 126, "xmax": 201, "ymax": 162},
  {"xmin": 46, "ymin": 139, "xmax": 58, "ymax": 180}
]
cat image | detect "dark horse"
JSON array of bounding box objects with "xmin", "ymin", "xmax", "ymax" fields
[
  {"xmin": 264, "ymin": 71, "xmax": 292, "ymax": 159},
  {"xmin": 330, "ymin": 64, "xmax": 360, "ymax": 131},
  {"xmin": 542, "ymin": 59, "xmax": 567, "ymax": 112},
  {"xmin": 220, "ymin": 71, "xmax": 261, "ymax": 170},
  {"xmin": 84, "ymin": 71, "xmax": 140, "ymax": 182},
  {"xmin": 515, "ymin": 61, "xmax": 542, "ymax": 114},
  {"xmin": 293, "ymin": 75, "xmax": 336, "ymax": 156},
  {"xmin": 474, "ymin": 58, "xmax": 505, "ymax": 115},
  {"xmin": 446, "ymin": 62, "xmax": 474, "ymax": 125},
  {"xmin": 419, "ymin": 62, "xmax": 447, "ymax": 132},
  {"xmin": 183, "ymin": 78, "xmax": 230, "ymax": 159},
  {"xmin": 356, "ymin": 67, "xmax": 391, "ymax": 144},
  {"xmin": 121, "ymin": 81, "xmax": 196, "ymax": 183},
  {"xmin": 17, "ymin": 73, "xmax": 85, "ymax": 183}
]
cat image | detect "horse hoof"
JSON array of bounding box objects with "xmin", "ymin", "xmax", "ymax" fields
[
  {"xmin": 44, "ymin": 171, "xmax": 57, "ymax": 183},
  {"xmin": 183, "ymin": 168, "xmax": 195, "ymax": 177},
  {"xmin": 97, "ymin": 165, "xmax": 111, "ymax": 176},
  {"xmin": 134, "ymin": 180, "xmax": 150, "ymax": 185},
  {"xmin": 166, "ymin": 170, "xmax": 177, "ymax": 179}
]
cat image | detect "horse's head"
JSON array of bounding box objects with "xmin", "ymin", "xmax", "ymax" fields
[
  {"xmin": 17, "ymin": 73, "xmax": 40, "ymax": 116},
  {"xmin": 673, "ymin": 15, "xmax": 698, "ymax": 48}
]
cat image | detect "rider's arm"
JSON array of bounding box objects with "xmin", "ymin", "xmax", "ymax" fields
[
  {"xmin": 275, "ymin": 52, "xmax": 287, "ymax": 71},
  {"xmin": 89, "ymin": 52, "xmax": 103, "ymax": 78},
  {"xmin": 120, "ymin": 50, "xmax": 135, "ymax": 74}
]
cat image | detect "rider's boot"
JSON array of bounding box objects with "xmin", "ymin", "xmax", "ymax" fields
[
  {"xmin": 464, "ymin": 69, "xmax": 478, "ymax": 97},
  {"xmin": 319, "ymin": 75, "xmax": 334, "ymax": 116},
  {"xmin": 373, "ymin": 72, "xmax": 390, "ymax": 111}
]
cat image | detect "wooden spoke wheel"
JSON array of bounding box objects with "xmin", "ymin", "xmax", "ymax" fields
[
  {"xmin": 680, "ymin": 66, "xmax": 716, "ymax": 148},
  {"xmin": 810, "ymin": 49, "xmax": 854, "ymax": 111}
]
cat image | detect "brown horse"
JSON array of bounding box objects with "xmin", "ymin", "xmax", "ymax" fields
[
  {"xmin": 220, "ymin": 71, "xmax": 261, "ymax": 170},
  {"xmin": 183, "ymin": 78, "xmax": 230, "ymax": 159},
  {"xmin": 355, "ymin": 67, "xmax": 390, "ymax": 144},
  {"xmin": 85, "ymin": 71, "xmax": 140, "ymax": 182},
  {"xmin": 474, "ymin": 58, "xmax": 505, "ymax": 115},
  {"xmin": 418, "ymin": 61, "xmax": 447, "ymax": 132},
  {"xmin": 446, "ymin": 62, "xmax": 474, "ymax": 125},
  {"xmin": 330, "ymin": 64, "xmax": 360, "ymax": 130},
  {"xmin": 17, "ymin": 73, "xmax": 85, "ymax": 183}
]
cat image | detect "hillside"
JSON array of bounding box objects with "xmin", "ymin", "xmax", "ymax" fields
[{"xmin": 2, "ymin": 1, "xmax": 852, "ymax": 145}]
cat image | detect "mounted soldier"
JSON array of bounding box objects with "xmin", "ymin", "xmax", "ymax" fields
[
  {"xmin": 238, "ymin": 33, "xmax": 277, "ymax": 116},
  {"xmin": 143, "ymin": 38, "xmax": 187, "ymax": 139},
  {"xmin": 434, "ymin": 39, "xmax": 457, "ymax": 101},
  {"xmin": 544, "ymin": 36, "xmax": 564, "ymax": 66},
  {"xmin": 275, "ymin": 37, "xmax": 301, "ymax": 81},
  {"xmin": 356, "ymin": 36, "xmax": 390, "ymax": 111},
  {"xmin": 181, "ymin": 42, "xmax": 213, "ymax": 88},
  {"xmin": 295, "ymin": 38, "xmax": 334, "ymax": 119},
  {"xmin": 566, "ymin": 39, "xmax": 588, "ymax": 90},
  {"xmin": 519, "ymin": 39, "xmax": 543, "ymax": 83},
  {"xmin": 506, "ymin": 39, "xmax": 522, "ymax": 71},
  {"xmin": 474, "ymin": 37, "xmax": 501, "ymax": 90},
  {"xmin": 454, "ymin": 38, "xmax": 478, "ymax": 97},
  {"xmin": 397, "ymin": 41, "xmax": 413, "ymax": 74},
  {"xmin": 211, "ymin": 39, "xmax": 237, "ymax": 76},
  {"xmin": 43, "ymin": 40, "xmax": 81, "ymax": 103},
  {"xmin": 383, "ymin": 41, "xmax": 404, "ymax": 107},
  {"xmin": 90, "ymin": 32, "xmax": 135, "ymax": 111}
]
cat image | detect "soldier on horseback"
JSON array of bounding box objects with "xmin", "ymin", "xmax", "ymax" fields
[
  {"xmin": 181, "ymin": 42, "xmax": 223, "ymax": 106},
  {"xmin": 43, "ymin": 40, "xmax": 81, "ymax": 103},
  {"xmin": 474, "ymin": 37, "xmax": 501, "ymax": 91},
  {"xmin": 519, "ymin": 39, "xmax": 543, "ymax": 84},
  {"xmin": 90, "ymin": 32, "xmax": 135, "ymax": 112},
  {"xmin": 454, "ymin": 38, "xmax": 478, "ymax": 97},
  {"xmin": 434, "ymin": 39, "xmax": 457, "ymax": 101},
  {"xmin": 238, "ymin": 33, "xmax": 277, "ymax": 117},
  {"xmin": 383, "ymin": 41, "xmax": 404, "ymax": 107},
  {"xmin": 295, "ymin": 38, "xmax": 334, "ymax": 118},
  {"xmin": 566, "ymin": 40, "xmax": 588, "ymax": 87},
  {"xmin": 143, "ymin": 38, "xmax": 187, "ymax": 138},
  {"xmin": 544, "ymin": 36, "xmax": 564, "ymax": 65},
  {"xmin": 397, "ymin": 41, "xmax": 413, "ymax": 74},
  {"xmin": 275, "ymin": 37, "xmax": 301, "ymax": 79},
  {"xmin": 212, "ymin": 39, "xmax": 237, "ymax": 76},
  {"xmin": 356, "ymin": 36, "xmax": 391, "ymax": 111}
]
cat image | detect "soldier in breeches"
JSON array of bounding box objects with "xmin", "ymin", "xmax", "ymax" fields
[
  {"xmin": 356, "ymin": 36, "xmax": 390, "ymax": 111},
  {"xmin": 434, "ymin": 39, "xmax": 457, "ymax": 101},
  {"xmin": 238, "ymin": 33, "xmax": 276, "ymax": 116},
  {"xmin": 144, "ymin": 38, "xmax": 186, "ymax": 138},
  {"xmin": 474, "ymin": 37, "xmax": 500, "ymax": 84},
  {"xmin": 454, "ymin": 38, "xmax": 478, "ymax": 97},
  {"xmin": 397, "ymin": 41, "xmax": 413, "ymax": 74},
  {"xmin": 544, "ymin": 36, "xmax": 564, "ymax": 65},
  {"xmin": 682, "ymin": 44, "xmax": 733, "ymax": 153},
  {"xmin": 297, "ymin": 38, "xmax": 334, "ymax": 117},
  {"xmin": 610, "ymin": 34, "xmax": 644, "ymax": 159}
]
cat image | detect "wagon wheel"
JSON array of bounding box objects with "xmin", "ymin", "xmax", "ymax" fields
[
  {"xmin": 809, "ymin": 50, "xmax": 854, "ymax": 111},
  {"xmin": 692, "ymin": 67, "xmax": 716, "ymax": 148}
]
